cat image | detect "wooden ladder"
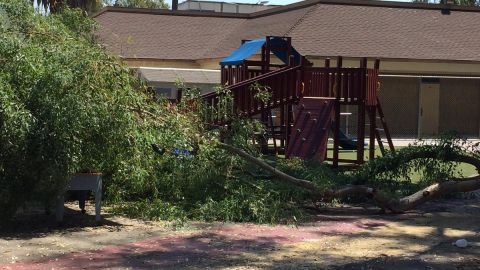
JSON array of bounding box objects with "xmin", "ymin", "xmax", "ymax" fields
[{"xmin": 367, "ymin": 98, "xmax": 395, "ymax": 156}]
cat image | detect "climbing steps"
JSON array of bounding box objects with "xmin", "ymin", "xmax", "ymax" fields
[
  {"xmin": 286, "ymin": 97, "xmax": 335, "ymax": 161},
  {"xmin": 366, "ymin": 98, "xmax": 395, "ymax": 156}
]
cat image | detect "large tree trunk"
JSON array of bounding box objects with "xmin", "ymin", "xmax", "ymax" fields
[{"xmin": 218, "ymin": 143, "xmax": 480, "ymax": 213}]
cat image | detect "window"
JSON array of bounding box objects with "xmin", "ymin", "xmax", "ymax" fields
[{"xmin": 154, "ymin": 87, "xmax": 176, "ymax": 99}]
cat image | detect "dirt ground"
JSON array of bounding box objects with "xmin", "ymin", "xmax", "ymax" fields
[{"xmin": 1, "ymin": 198, "xmax": 479, "ymax": 270}]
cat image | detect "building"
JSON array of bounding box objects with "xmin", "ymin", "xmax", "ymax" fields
[
  {"xmin": 94, "ymin": 0, "xmax": 480, "ymax": 138},
  {"xmin": 178, "ymin": 0, "xmax": 279, "ymax": 13}
]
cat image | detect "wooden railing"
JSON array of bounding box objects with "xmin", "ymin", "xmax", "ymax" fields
[
  {"xmin": 204, "ymin": 65, "xmax": 302, "ymax": 123},
  {"xmin": 221, "ymin": 66, "xmax": 278, "ymax": 85},
  {"xmin": 303, "ymin": 67, "xmax": 378, "ymax": 105},
  {"xmin": 366, "ymin": 69, "xmax": 379, "ymax": 106},
  {"xmin": 204, "ymin": 65, "xmax": 379, "ymax": 124}
]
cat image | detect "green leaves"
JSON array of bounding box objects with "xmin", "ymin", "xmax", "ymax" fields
[
  {"xmin": 0, "ymin": 1, "xmax": 172, "ymax": 220},
  {"xmin": 354, "ymin": 136, "xmax": 478, "ymax": 197},
  {"xmin": 251, "ymin": 81, "xmax": 272, "ymax": 105}
]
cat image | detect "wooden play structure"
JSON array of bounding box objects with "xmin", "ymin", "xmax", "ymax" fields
[{"xmin": 202, "ymin": 36, "xmax": 394, "ymax": 166}]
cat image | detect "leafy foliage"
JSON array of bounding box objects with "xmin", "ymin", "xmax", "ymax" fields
[
  {"xmin": 251, "ymin": 81, "xmax": 272, "ymax": 105},
  {"xmin": 0, "ymin": 0, "xmax": 186, "ymax": 220},
  {"xmin": 354, "ymin": 135, "xmax": 479, "ymax": 196},
  {"xmin": 104, "ymin": 0, "xmax": 168, "ymax": 9},
  {"xmin": 33, "ymin": 0, "xmax": 103, "ymax": 14},
  {"xmin": 0, "ymin": 1, "xmax": 307, "ymax": 224}
]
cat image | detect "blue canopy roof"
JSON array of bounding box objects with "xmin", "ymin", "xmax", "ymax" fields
[{"xmin": 220, "ymin": 37, "xmax": 301, "ymax": 66}]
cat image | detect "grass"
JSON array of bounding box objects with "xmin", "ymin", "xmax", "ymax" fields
[
  {"xmin": 325, "ymin": 144, "xmax": 478, "ymax": 179},
  {"xmin": 264, "ymin": 140, "xmax": 478, "ymax": 179}
]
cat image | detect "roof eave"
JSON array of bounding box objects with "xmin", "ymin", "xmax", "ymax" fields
[
  {"xmin": 250, "ymin": 0, "xmax": 480, "ymax": 18},
  {"xmin": 92, "ymin": 6, "xmax": 249, "ymax": 19}
]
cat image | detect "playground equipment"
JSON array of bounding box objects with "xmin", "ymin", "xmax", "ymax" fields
[
  {"xmin": 338, "ymin": 129, "xmax": 361, "ymax": 151},
  {"xmin": 202, "ymin": 36, "xmax": 394, "ymax": 166}
]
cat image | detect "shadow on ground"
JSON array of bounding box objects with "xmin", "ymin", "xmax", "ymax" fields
[
  {"xmin": 1, "ymin": 198, "xmax": 479, "ymax": 269},
  {"xmin": 0, "ymin": 204, "xmax": 122, "ymax": 240}
]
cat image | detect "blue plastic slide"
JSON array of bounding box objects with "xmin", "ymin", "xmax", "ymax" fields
[{"xmin": 338, "ymin": 130, "xmax": 363, "ymax": 150}]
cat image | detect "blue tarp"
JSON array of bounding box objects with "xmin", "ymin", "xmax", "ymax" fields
[
  {"xmin": 220, "ymin": 37, "xmax": 302, "ymax": 66},
  {"xmin": 270, "ymin": 37, "xmax": 301, "ymax": 66},
  {"xmin": 220, "ymin": 38, "xmax": 265, "ymax": 66}
]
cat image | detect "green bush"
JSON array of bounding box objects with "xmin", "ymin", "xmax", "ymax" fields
[
  {"xmin": 0, "ymin": 1, "xmax": 310, "ymax": 223},
  {"xmin": 354, "ymin": 135, "xmax": 479, "ymax": 196},
  {"xmin": 0, "ymin": 0, "xmax": 199, "ymax": 219}
]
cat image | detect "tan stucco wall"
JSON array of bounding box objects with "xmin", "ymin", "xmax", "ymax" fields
[
  {"xmin": 439, "ymin": 79, "xmax": 480, "ymax": 136},
  {"xmin": 378, "ymin": 77, "xmax": 420, "ymax": 137},
  {"xmin": 308, "ymin": 57, "xmax": 480, "ymax": 76},
  {"xmin": 195, "ymin": 58, "xmax": 224, "ymax": 69},
  {"xmin": 124, "ymin": 59, "xmax": 202, "ymax": 69},
  {"xmin": 148, "ymin": 81, "xmax": 218, "ymax": 96},
  {"xmin": 124, "ymin": 58, "xmax": 222, "ymax": 70},
  {"xmin": 126, "ymin": 57, "xmax": 480, "ymax": 77},
  {"xmin": 381, "ymin": 60, "xmax": 480, "ymax": 76},
  {"xmin": 377, "ymin": 77, "xmax": 480, "ymax": 138},
  {"xmin": 125, "ymin": 56, "xmax": 284, "ymax": 70}
]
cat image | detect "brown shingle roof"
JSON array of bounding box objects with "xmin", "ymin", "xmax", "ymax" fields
[
  {"xmin": 205, "ymin": 5, "xmax": 314, "ymax": 59},
  {"xmin": 95, "ymin": 10, "xmax": 245, "ymax": 59},
  {"xmin": 289, "ymin": 4, "xmax": 480, "ymax": 61},
  {"xmin": 94, "ymin": 0, "xmax": 480, "ymax": 62}
]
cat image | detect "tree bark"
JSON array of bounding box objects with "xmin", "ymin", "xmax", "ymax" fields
[
  {"xmin": 218, "ymin": 143, "xmax": 319, "ymax": 192},
  {"xmin": 218, "ymin": 142, "xmax": 480, "ymax": 213}
]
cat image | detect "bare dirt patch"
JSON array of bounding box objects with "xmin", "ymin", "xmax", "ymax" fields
[{"xmin": 1, "ymin": 199, "xmax": 479, "ymax": 269}]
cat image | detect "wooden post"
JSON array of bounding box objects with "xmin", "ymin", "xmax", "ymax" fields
[
  {"xmin": 369, "ymin": 58, "xmax": 381, "ymax": 160},
  {"xmin": 265, "ymin": 37, "xmax": 271, "ymax": 73},
  {"xmin": 337, "ymin": 56, "xmax": 343, "ymax": 69},
  {"xmin": 221, "ymin": 66, "xmax": 225, "ymax": 85},
  {"xmin": 286, "ymin": 104, "xmax": 294, "ymax": 149},
  {"xmin": 333, "ymin": 56, "xmax": 343, "ymax": 167},
  {"xmin": 280, "ymin": 104, "xmax": 285, "ymax": 148},
  {"xmin": 357, "ymin": 57, "xmax": 368, "ymax": 164},
  {"xmin": 287, "ymin": 36, "xmax": 292, "ymax": 66},
  {"xmin": 374, "ymin": 58, "xmax": 380, "ymax": 70},
  {"xmin": 369, "ymin": 106, "xmax": 376, "ymax": 160},
  {"xmin": 261, "ymin": 44, "xmax": 266, "ymax": 75},
  {"xmin": 228, "ymin": 65, "xmax": 233, "ymax": 85},
  {"xmin": 261, "ymin": 110, "xmax": 268, "ymax": 153}
]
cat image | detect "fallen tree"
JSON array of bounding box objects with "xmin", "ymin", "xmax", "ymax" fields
[{"xmin": 218, "ymin": 142, "xmax": 480, "ymax": 213}]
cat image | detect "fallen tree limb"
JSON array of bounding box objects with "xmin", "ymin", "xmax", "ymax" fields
[
  {"xmin": 360, "ymin": 146, "xmax": 480, "ymax": 175},
  {"xmin": 218, "ymin": 143, "xmax": 319, "ymax": 192},
  {"xmin": 218, "ymin": 142, "xmax": 480, "ymax": 213}
]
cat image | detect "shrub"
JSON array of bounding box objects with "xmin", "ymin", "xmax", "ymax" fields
[
  {"xmin": 0, "ymin": 0, "xmax": 194, "ymax": 219},
  {"xmin": 0, "ymin": 1, "xmax": 309, "ymax": 223}
]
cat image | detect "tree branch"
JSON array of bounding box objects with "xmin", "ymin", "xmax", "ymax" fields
[
  {"xmin": 218, "ymin": 142, "xmax": 480, "ymax": 213},
  {"xmin": 218, "ymin": 143, "xmax": 319, "ymax": 192}
]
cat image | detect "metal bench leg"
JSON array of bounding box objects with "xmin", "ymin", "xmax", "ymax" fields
[
  {"xmin": 78, "ymin": 191, "xmax": 87, "ymax": 214},
  {"xmin": 56, "ymin": 194, "xmax": 64, "ymax": 222},
  {"xmin": 94, "ymin": 178, "xmax": 102, "ymax": 221}
]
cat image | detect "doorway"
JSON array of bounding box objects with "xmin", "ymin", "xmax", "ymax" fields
[{"xmin": 418, "ymin": 82, "xmax": 440, "ymax": 137}]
